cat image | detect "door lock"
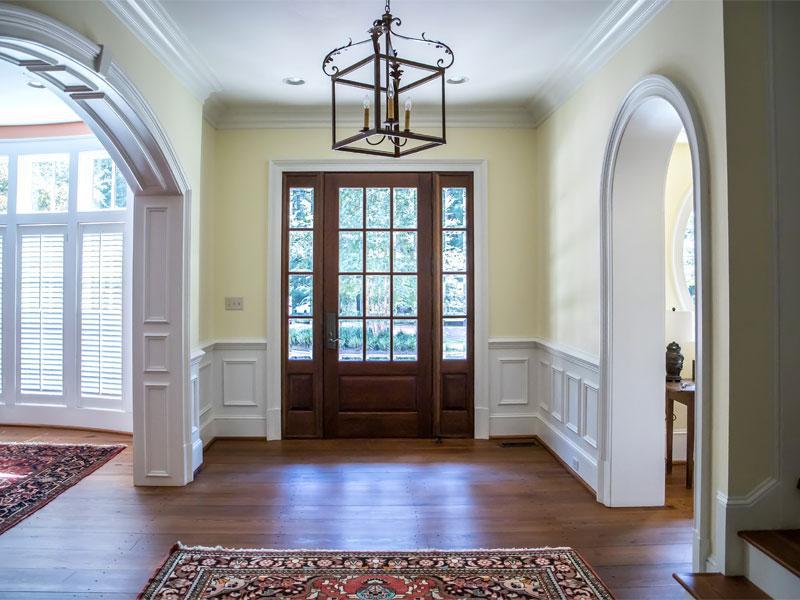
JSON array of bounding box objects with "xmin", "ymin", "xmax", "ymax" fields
[{"xmin": 325, "ymin": 313, "xmax": 340, "ymax": 349}]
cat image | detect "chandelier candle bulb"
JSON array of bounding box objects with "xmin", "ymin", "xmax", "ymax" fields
[
  {"xmin": 387, "ymin": 90, "xmax": 395, "ymax": 121},
  {"xmin": 404, "ymin": 98, "xmax": 412, "ymax": 131},
  {"xmin": 362, "ymin": 95, "xmax": 370, "ymax": 130}
]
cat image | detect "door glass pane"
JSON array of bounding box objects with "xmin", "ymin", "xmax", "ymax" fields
[
  {"xmin": 338, "ymin": 319, "xmax": 363, "ymax": 361},
  {"xmin": 339, "ymin": 187, "xmax": 363, "ymax": 228},
  {"xmin": 288, "ymin": 274, "xmax": 313, "ymax": 316},
  {"xmin": 288, "ymin": 231, "xmax": 313, "ymax": 272},
  {"xmin": 393, "ymin": 187, "xmax": 417, "ymax": 228},
  {"xmin": 393, "ymin": 275, "xmax": 417, "ymax": 317},
  {"xmin": 339, "ymin": 231, "xmax": 363, "ymax": 272},
  {"xmin": 366, "ymin": 319, "xmax": 391, "ymax": 361},
  {"xmin": 288, "ymin": 318, "xmax": 313, "ymax": 360},
  {"xmin": 443, "ymin": 318, "xmax": 467, "ymax": 360},
  {"xmin": 443, "ymin": 273, "xmax": 467, "ymax": 315},
  {"xmin": 338, "ymin": 275, "xmax": 363, "ymax": 316},
  {"xmin": 393, "ymin": 319, "xmax": 418, "ymax": 361},
  {"xmin": 366, "ymin": 231, "xmax": 390, "ymax": 272},
  {"xmin": 443, "ymin": 230, "xmax": 467, "ymax": 272},
  {"xmin": 443, "ymin": 187, "xmax": 467, "ymax": 228},
  {"xmin": 393, "ymin": 232, "xmax": 417, "ymax": 272},
  {"xmin": 289, "ymin": 188, "xmax": 314, "ymax": 228},
  {"xmin": 366, "ymin": 187, "xmax": 390, "ymax": 228},
  {"xmin": 366, "ymin": 275, "xmax": 390, "ymax": 316}
]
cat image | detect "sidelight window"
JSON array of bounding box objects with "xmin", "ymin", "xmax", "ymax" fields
[{"xmin": 441, "ymin": 187, "xmax": 468, "ymax": 360}]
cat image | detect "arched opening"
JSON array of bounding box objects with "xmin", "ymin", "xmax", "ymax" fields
[
  {"xmin": 0, "ymin": 4, "xmax": 197, "ymax": 485},
  {"xmin": 599, "ymin": 75, "xmax": 711, "ymax": 570}
]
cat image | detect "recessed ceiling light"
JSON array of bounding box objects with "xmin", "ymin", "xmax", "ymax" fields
[
  {"xmin": 26, "ymin": 80, "xmax": 46, "ymax": 89},
  {"xmin": 282, "ymin": 77, "xmax": 306, "ymax": 86},
  {"xmin": 446, "ymin": 75, "xmax": 469, "ymax": 85}
]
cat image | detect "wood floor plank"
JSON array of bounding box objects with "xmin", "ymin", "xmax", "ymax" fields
[{"xmin": 0, "ymin": 426, "xmax": 694, "ymax": 597}]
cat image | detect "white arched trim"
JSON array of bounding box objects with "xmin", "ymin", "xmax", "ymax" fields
[
  {"xmin": 599, "ymin": 75, "xmax": 712, "ymax": 570},
  {"xmin": 0, "ymin": 2, "xmax": 197, "ymax": 486}
]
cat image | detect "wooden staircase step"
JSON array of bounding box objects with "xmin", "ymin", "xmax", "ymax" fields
[
  {"xmin": 739, "ymin": 529, "xmax": 800, "ymax": 579},
  {"xmin": 673, "ymin": 573, "xmax": 770, "ymax": 599}
]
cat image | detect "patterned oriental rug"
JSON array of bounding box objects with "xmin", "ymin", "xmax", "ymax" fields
[
  {"xmin": 140, "ymin": 546, "xmax": 614, "ymax": 599},
  {"xmin": 0, "ymin": 442, "xmax": 125, "ymax": 535}
]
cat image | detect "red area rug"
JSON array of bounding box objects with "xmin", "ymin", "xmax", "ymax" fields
[
  {"xmin": 140, "ymin": 545, "xmax": 614, "ymax": 599},
  {"xmin": 0, "ymin": 442, "xmax": 125, "ymax": 535}
]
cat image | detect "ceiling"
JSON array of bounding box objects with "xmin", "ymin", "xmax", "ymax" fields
[
  {"xmin": 160, "ymin": 0, "xmax": 610, "ymax": 108},
  {"xmin": 107, "ymin": 0, "xmax": 668, "ymax": 127},
  {"xmin": 0, "ymin": 59, "xmax": 81, "ymax": 126}
]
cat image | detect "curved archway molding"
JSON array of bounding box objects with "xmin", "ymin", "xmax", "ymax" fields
[
  {"xmin": 599, "ymin": 75, "xmax": 712, "ymax": 570},
  {"xmin": 0, "ymin": 2, "xmax": 198, "ymax": 486}
]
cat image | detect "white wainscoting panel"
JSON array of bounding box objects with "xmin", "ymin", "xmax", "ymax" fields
[
  {"xmin": 488, "ymin": 341, "xmax": 536, "ymax": 436},
  {"xmin": 550, "ymin": 367, "xmax": 564, "ymax": 422},
  {"xmin": 498, "ymin": 358, "xmax": 529, "ymax": 405},
  {"xmin": 565, "ymin": 373, "xmax": 581, "ymax": 434},
  {"xmin": 581, "ymin": 381, "xmax": 599, "ymax": 448},
  {"xmin": 192, "ymin": 340, "xmax": 267, "ymax": 444}
]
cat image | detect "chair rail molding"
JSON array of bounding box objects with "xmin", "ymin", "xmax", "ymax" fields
[{"xmin": 0, "ymin": 2, "xmax": 193, "ymax": 486}]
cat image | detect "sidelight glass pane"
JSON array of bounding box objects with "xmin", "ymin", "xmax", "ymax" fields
[
  {"xmin": 443, "ymin": 273, "xmax": 467, "ymax": 315},
  {"xmin": 393, "ymin": 187, "xmax": 417, "ymax": 228},
  {"xmin": 366, "ymin": 275, "xmax": 390, "ymax": 316},
  {"xmin": 366, "ymin": 319, "xmax": 391, "ymax": 361},
  {"xmin": 393, "ymin": 319, "xmax": 418, "ymax": 361},
  {"xmin": 393, "ymin": 231, "xmax": 417, "ymax": 272},
  {"xmin": 339, "ymin": 187, "xmax": 363, "ymax": 228},
  {"xmin": 443, "ymin": 230, "xmax": 467, "ymax": 272},
  {"xmin": 443, "ymin": 318, "xmax": 468, "ymax": 360},
  {"xmin": 366, "ymin": 187, "xmax": 390, "ymax": 228},
  {"xmin": 288, "ymin": 231, "xmax": 313, "ymax": 272},
  {"xmin": 338, "ymin": 319, "xmax": 363, "ymax": 361},
  {"xmin": 442, "ymin": 187, "xmax": 467, "ymax": 228},
  {"xmin": 289, "ymin": 187, "xmax": 314, "ymax": 228},
  {"xmin": 339, "ymin": 231, "xmax": 363, "ymax": 272},
  {"xmin": 288, "ymin": 318, "xmax": 313, "ymax": 360},
  {"xmin": 393, "ymin": 275, "xmax": 417, "ymax": 317},
  {"xmin": 338, "ymin": 275, "xmax": 363, "ymax": 316},
  {"xmin": 366, "ymin": 231, "xmax": 390, "ymax": 272},
  {"xmin": 288, "ymin": 275, "xmax": 313, "ymax": 316}
]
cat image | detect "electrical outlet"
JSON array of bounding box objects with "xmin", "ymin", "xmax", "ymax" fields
[
  {"xmin": 225, "ymin": 296, "xmax": 244, "ymax": 311},
  {"xmin": 570, "ymin": 457, "xmax": 580, "ymax": 472}
]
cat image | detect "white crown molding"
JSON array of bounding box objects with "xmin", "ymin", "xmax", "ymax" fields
[
  {"xmin": 529, "ymin": 0, "xmax": 670, "ymax": 127},
  {"xmin": 207, "ymin": 104, "xmax": 536, "ymax": 130},
  {"xmin": 103, "ymin": 0, "xmax": 221, "ymax": 101}
]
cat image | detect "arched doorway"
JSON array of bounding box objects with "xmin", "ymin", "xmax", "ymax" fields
[
  {"xmin": 598, "ymin": 75, "xmax": 711, "ymax": 570},
  {"xmin": 0, "ymin": 4, "xmax": 197, "ymax": 486}
]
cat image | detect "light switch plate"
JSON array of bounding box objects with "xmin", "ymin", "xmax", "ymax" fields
[{"xmin": 225, "ymin": 296, "xmax": 244, "ymax": 311}]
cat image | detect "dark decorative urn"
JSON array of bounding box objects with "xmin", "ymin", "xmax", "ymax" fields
[{"xmin": 666, "ymin": 342, "xmax": 684, "ymax": 382}]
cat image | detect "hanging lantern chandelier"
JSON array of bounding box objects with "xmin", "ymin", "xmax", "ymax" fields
[{"xmin": 322, "ymin": 0, "xmax": 455, "ymax": 157}]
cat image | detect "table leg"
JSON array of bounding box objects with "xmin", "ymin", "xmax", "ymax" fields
[
  {"xmin": 666, "ymin": 393, "xmax": 674, "ymax": 475},
  {"xmin": 686, "ymin": 400, "xmax": 694, "ymax": 489}
]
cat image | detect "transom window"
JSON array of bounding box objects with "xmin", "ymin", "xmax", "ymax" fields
[{"xmin": 0, "ymin": 136, "xmax": 130, "ymax": 409}]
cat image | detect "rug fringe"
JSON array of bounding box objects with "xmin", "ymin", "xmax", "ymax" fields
[{"xmin": 174, "ymin": 542, "xmax": 576, "ymax": 553}]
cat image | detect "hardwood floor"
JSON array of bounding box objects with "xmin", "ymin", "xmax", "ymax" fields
[{"xmin": 0, "ymin": 426, "xmax": 693, "ymax": 598}]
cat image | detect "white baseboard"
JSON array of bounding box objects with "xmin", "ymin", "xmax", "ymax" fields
[
  {"xmin": 536, "ymin": 416, "xmax": 599, "ymax": 491},
  {"xmin": 489, "ymin": 413, "xmax": 538, "ymax": 437},
  {"xmin": 213, "ymin": 415, "xmax": 267, "ymax": 438}
]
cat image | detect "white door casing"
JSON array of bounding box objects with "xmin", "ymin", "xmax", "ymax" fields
[{"xmin": 0, "ymin": 3, "xmax": 195, "ymax": 485}]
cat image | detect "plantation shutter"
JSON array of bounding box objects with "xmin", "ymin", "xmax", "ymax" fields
[
  {"xmin": 19, "ymin": 229, "xmax": 65, "ymax": 394},
  {"xmin": 80, "ymin": 227, "xmax": 123, "ymax": 400},
  {"xmin": 0, "ymin": 230, "xmax": 3, "ymax": 395}
]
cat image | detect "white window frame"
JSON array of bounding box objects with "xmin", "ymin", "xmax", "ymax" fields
[
  {"xmin": 0, "ymin": 135, "xmax": 132, "ymax": 416},
  {"xmin": 672, "ymin": 188, "xmax": 695, "ymax": 311}
]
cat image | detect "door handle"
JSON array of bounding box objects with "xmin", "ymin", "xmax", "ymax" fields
[{"xmin": 325, "ymin": 313, "xmax": 339, "ymax": 349}]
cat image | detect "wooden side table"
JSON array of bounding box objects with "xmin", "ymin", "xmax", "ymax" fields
[{"xmin": 666, "ymin": 380, "xmax": 695, "ymax": 488}]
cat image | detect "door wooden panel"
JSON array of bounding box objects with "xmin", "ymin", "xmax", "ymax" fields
[
  {"xmin": 281, "ymin": 171, "xmax": 473, "ymax": 439},
  {"xmin": 323, "ymin": 173, "xmax": 433, "ymax": 438}
]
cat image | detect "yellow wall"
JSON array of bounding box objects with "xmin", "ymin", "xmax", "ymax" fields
[
  {"xmin": 207, "ymin": 127, "xmax": 538, "ymax": 341},
  {"xmin": 12, "ymin": 0, "xmax": 207, "ymax": 346},
  {"xmin": 534, "ymin": 0, "xmax": 731, "ymax": 553}
]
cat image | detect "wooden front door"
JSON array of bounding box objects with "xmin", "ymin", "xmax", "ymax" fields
[{"xmin": 282, "ymin": 171, "xmax": 473, "ymax": 439}]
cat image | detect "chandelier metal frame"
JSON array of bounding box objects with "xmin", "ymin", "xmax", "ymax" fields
[{"xmin": 322, "ymin": 0, "xmax": 455, "ymax": 157}]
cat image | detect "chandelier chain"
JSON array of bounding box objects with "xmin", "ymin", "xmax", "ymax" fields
[{"xmin": 385, "ymin": 0, "xmax": 390, "ymax": 14}]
